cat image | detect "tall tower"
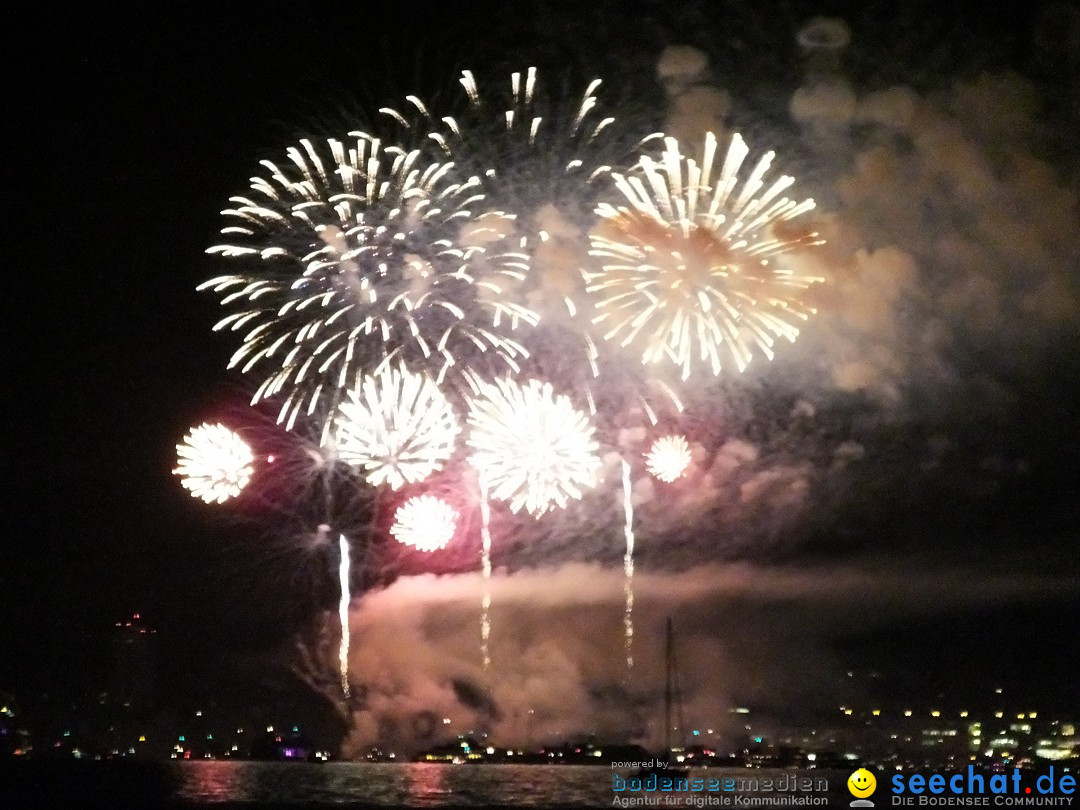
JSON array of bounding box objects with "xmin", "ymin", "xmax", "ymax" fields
[
  {"xmin": 111, "ymin": 613, "xmax": 156, "ymax": 710},
  {"xmin": 102, "ymin": 612, "xmax": 158, "ymax": 756}
]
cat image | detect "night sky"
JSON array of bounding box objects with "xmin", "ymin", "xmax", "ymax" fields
[{"xmin": 4, "ymin": 1, "xmax": 1078, "ymax": 750}]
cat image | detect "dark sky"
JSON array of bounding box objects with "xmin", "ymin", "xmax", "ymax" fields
[{"xmin": 3, "ymin": 1, "xmax": 1078, "ymax": 743}]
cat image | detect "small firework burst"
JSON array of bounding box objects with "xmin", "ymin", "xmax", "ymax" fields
[
  {"xmin": 645, "ymin": 435, "xmax": 692, "ymax": 482},
  {"xmin": 390, "ymin": 495, "xmax": 458, "ymax": 552},
  {"xmin": 174, "ymin": 422, "xmax": 255, "ymax": 504}
]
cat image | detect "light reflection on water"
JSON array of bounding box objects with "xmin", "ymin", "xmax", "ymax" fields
[
  {"xmin": 173, "ymin": 761, "xmax": 613, "ymax": 807},
  {"xmin": 173, "ymin": 762, "xmax": 848, "ymax": 807},
  {"xmin": 180, "ymin": 759, "xmax": 252, "ymax": 801}
]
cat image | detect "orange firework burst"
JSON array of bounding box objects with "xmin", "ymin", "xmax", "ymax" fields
[{"xmin": 586, "ymin": 131, "xmax": 824, "ymax": 380}]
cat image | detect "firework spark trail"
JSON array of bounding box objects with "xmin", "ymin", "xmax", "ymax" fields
[
  {"xmin": 586, "ymin": 131, "xmax": 824, "ymax": 380},
  {"xmin": 621, "ymin": 457, "xmax": 635, "ymax": 675},
  {"xmin": 174, "ymin": 422, "xmax": 255, "ymax": 504},
  {"xmin": 337, "ymin": 533, "xmax": 351, "ymax": 699},
  {"xmin": 478, "ymin": 476, "xmax": 493, "ymax": 674},
  {"xmin": 201, "ymin": 136, "xmax": 537, "ymax": 431}
]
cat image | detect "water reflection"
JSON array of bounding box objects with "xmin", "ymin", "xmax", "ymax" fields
[
  {"xmin": 173, "ymin": 762, "xmax": 848, "ymax": 807},
  {"xmin": 178, "ymin": 759, "xmax": 251, "ymax": 802},
  {"xmin": 403, "ymin": 762, "xmax": 454, "ymax": 803}
]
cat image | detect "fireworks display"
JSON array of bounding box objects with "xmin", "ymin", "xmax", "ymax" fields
[
  {"xmin": 200, "ymin": 136, "xmax": 537, "ymax": 430},
  {"xmin": 390, "ymin": 495, "xmax": 458, "ymax": 552},
  {"xmin": 466, "ymin": 378, "xmax": 602, "ymax": 517},
  {"xmin": 183, "ymin": 58, "xmax": 827, "ymax": 708},
  {"xmin": 586, "ymin": 131, "xmax": 824, "ymax": 380},
  {"xmin": 173, "ymin": 422, "xmax": 255, "ymax": 504},
  {"xmin": 645, "ymin": 434, "xmax": 692, "ymax": 482},
  {"xmin": 333, "ymin": 365, "xmax": 460, "ymax": 490}
]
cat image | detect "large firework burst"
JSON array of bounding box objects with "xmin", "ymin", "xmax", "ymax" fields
[
  {"xmin": 466, "ymin": 378, "xmax": 601, "ymax": 517},
  {"xmin": 174, "ymin": 422, "xmax": 255, "ymax": 504},
  {"xmin": 586, "ymin": 131, "xmax": 824, "ymax": 380},
  {"xmin": 200, "ymin": 136, "xmax": 537, "ymax": 430},
  {"xmin": 333, "ymin": 364, "xmax": 459, "ymax": 491}
]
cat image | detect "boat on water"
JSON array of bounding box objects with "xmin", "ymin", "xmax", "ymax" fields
[{"xmin": 635, "ymin": 617, "xmax": 689, "ymax": 781}]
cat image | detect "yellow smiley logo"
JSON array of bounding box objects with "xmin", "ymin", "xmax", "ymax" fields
[{"xmin": 848, "ymin": 768, "xmax": 877, "ymax": 798}]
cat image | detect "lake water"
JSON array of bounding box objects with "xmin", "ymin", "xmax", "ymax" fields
[
  {"xmin": 174, "ymin": 761, "xmax": 611, "ymax": 807},
  {"xmin": 2, "ymin": 760, "xmax": 849, "ymax": 808}
]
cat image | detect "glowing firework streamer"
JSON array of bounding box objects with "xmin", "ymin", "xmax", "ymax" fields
[
  {"xmin": 587, "ymin": 131, "xmax": 824, "ymax": 380},
  {"xmin": 478, "ymin": 476, "xmax": 493, "ymax": 674},
  {"xmin": 201, "ymin": 136, "xmax": 536, "ymax": 429},
  {"xmin": 645, "ymin": 435, "xmax": 692, "ymax": 482},
  {"xmin": 466, "ymin": 378, "xmax": 601, "ymax": 517},
  {"xmin": 390, "ymin": 495, "xmax": 458, "ymax": 551},
  {"xmin": 337, "ymin": 533, "xmax": 351, "ymax": 698},
  {"xmin": 174, "ymin": 422, "xmax": 254, "ymax": 504},
  {"xmin": 621, "ymin": 457, "xmax": 635, "ymax": 673},
  {"xmin": 333, "ymin": 365, "xmax": 459, "ymax": 490}
]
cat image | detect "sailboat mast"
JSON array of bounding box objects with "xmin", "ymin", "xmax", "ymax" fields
[{"xmin": 664, "ymin": 616, "xmax": 673, "ymax": 758}]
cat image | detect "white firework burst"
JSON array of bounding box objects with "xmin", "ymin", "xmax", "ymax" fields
[
  {"xmin": 390, "ymin": 495, "xmax": 458, "ymax": 552},
  {"xmin": 586, "ymin": 131, "xmax": 824, "ymax": 380},
  {"xmin": 333, "ymin": 365, "xmax": 459, "ymax": 490},
  {"xmin": 645, "ymin": 434, "xmax": 692, "ymax": 483},
  {"xmin": 174, "ymin": 422, "xmax": 255, "ymax": 504},
  {"xmin": 466, "ymin": 378, "xmax": 601, "ymax": 517}
]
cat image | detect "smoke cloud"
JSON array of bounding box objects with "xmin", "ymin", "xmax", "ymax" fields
[{"xmin": 337, "ymin": 561, "xmax": 1076, "ymax": 756}]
